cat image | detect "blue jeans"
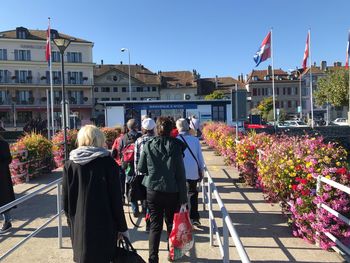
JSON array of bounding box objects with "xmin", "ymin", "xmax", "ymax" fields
[{"xmin": 2, "ymin": 211, "xmax": 11, "ymax": 223}]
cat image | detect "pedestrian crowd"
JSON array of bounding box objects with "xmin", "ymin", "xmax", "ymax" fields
[{"xmin": 0, "ymin": 115, "xmax": 204, "ymax": 263}]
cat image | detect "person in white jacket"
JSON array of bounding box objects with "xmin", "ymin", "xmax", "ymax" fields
[{"xmin": 176, "ymin": 118, "xmax": 204, "ymax": 226}]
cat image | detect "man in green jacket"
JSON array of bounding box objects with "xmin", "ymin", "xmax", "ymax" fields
[{"xmin": 138, "ymin": 117, "xmax": 187, "ymax": 263}]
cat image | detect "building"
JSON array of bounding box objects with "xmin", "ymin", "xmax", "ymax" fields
[
  {"xmin": 0, "ymin": 27, "xmax": 94, "ymax": 129},
  {"xmin": 159, "ymin": 70, "xmax": 199, "ymax": 101},
  {"xmin": 301, "ymin": 61, "xmax": 347, "ymax": 122},
  {"xmin": 93, "ymin": 63, "xmax": 161, "ymax": 122},
  {"xmin": 196, "ymin": 76, "xmax": 245, "ymax": 99},
  {"xmin": 246, "ymin": 66, "xmax": 301, "ymax": 118}
]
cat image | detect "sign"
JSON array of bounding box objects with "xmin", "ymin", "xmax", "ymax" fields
[
  {"xmin": 231, "ymin": 89, "xmax": 247, "ymax": 121},
  {"xmin": 297, "ymin": 106, "xmax": 301, "ymax": 113},
  {"xmin": 133, "ymin": 104, "xmax": 197, "ymax": 110},
  {"xmin": 20, "ymin": 44, "xmax": 45, "ymax": 49},
  {"xmin": 277, "ymin": 108, "xmax": 280, "ymax": 116}
]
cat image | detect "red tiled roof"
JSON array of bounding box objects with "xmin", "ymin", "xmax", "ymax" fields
[
  {"xmin": 0, "ymin": 28, "xmax": 91, "ymax": 43},
  {"xmin": 159, "ymin": 71, "xmax": 195, "ymax": 88},
  {"xmin": 300, "ymin": 66, "xmax": 325, "ymax": 76},
  {"xmin": 197, "ymin": 77, "xmax": 244, "ymax": 96},
  {"xmin": 94, "ymin": 64, "xmax": 160, "ymax": 85},
  {"xmin": 247, "ymin": 69, "xmax": 288, "ymax": 82}
]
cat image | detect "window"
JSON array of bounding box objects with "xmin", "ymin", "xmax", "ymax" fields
[
  {"xmin": 280, "ymin": 101, "xmax": 284, "ymax": 108},
  {"xmin": 152, "ymin": 87, "xmax": 157, "ymax": 92},
  {"xmin": 54, "ymin": 91, "xmax": 62, "ymax": 104},
  {"xmin": 212, "ymin": 105, "xmax": 225, "ymax": 122},
  {"xmin": 257, "ymin": 88, "xmax": 260, "ymax": 96},
  {"xmin": 16, "ymin": 90, "xmax": 33, "ymax": 104},
  {"xmin": 17, "ymin": 112, "xmax": 32, "ymax": 123},
  {"xmin": 113, "ymin": 87, "xmax": 118, "ymax": 92},
  {"xmin": 0, "ymin": 49, "xmax": 7, "ymax": 60},
  {"xmin": 143, "ymin": 87, "xmax": 150, "ymax": 92},
  {"xmin": 287, "ymin": 87, "xmax": 291, "ymax": 95},
  {"xmin": 111, "ymin": 98, "xmax": 120, "ymax": 101},
  {"xmin": 0, "ymin": 70, "xmax": 9, "ymax": 83},
  {"xmin": 295, "ymin": 87, "xmax": 298, "ymax": 95},
  {"xmin": 17, "ymin": 30, "xmax": 27, "ymax": 39},
  {"xmin": 101, "ymin": 87, "xmax": 110, "ymax": 92},
  {"xmin": 288, "ymin": 101, "xmax": 292, "ymax": 108},
  {"xmin": 68, "ymin": 90, "xmax": 84, "ymax": 104},
  {"xmin": 136, "ymin": 87, "xmax": 142, "ymax": 92},
  {"xmin": 51, "ymin": 51, "xmax": 61, "ymax": 62},
  {"xmin": 94, "ymin": 87, "xmax": 99, "ymax": 92},
  {"xmin": 67, "ymin": 52, "xmax": 82, "ymax": 63},
  {"xmin": 15, "ymin": 70, "xmax": 32, "ymax": 83},
  {"xmin": 122, "ymin": 87, "xmax": 127, "ymax": 92},
  {"xmin": 67, "ymin": 71, "xmax": 83, "ymax": 84},
  {"xmin": 14, "ymin": 50, "xmax": 31, "ymax": 61},
  {"xmin": 132, "ymin": 97, "xmax": 137, "ymax": 100},
  {"xmin": 46, "ymin": 71, "xmax": 62, "ymax": 84},
  {"xmin": 101, "ymin": 98, "xmax": 110, "ymax": 101},
  {"xmin": 0, "ymin": 90, "xmax": 7, "ymax": 104},
  {"xmin": 276, "ymin": 101, "xmax": 280, "ymax": 108},
  {"xmin": 283, "ymin": 87, "xmax": 286, "ymax": 95},
  {"xmin": 276, "ymin": 87, "xmax": 280, "ymax": 95},
  {"xmin": 252, "ymin": 88, "xmax": 257, "ymax": 96}
]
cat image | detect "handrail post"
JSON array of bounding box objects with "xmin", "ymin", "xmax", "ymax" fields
[
  {"xmin": 57, "ymin": 182, "xmax": 63, "ymax": 248},
  {"xmin": 223, "ymin": 217, "xmax": 230, "ymax": 263},
  {"xmin": 201, "ymin": 176, "xmax": 206, "ymax": 211},
  {"xmin": 315, "ymin": 175, "xmax": 322, "ymax": 247},
  {"xmin": 208, "ymin": 178, "xmax": 213, "ymax": 247}
]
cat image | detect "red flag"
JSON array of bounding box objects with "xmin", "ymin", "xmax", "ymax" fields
[
  {"xmin": 302, "ymin": 32, "xmax": 309, "ymax": 71},
  {"xmin": 346, "ymin": 31, "xmax": 350, "ymax": 69},
  {"xmin": 45, "ymin": 22, "xmax": 51, "ymax": 65},
  {"xmin": 253, "ymin": 31, "xmax": 271, "ymax": 67}
]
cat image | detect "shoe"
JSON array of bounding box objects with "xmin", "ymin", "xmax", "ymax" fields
[
  {"xmin": 0, "ymin": 221, "xmax": 12, "ymax": 234},
  {"xmin": 133, "ymin": 211, "xmax": 140, "ymax": 218},
  {"xmin": 192, "ymin": 220, "xmax": 201, "ymax": 227},
  {"xmin": 145, "ymin": 222, "xmax": 150, "ymax": 233}
]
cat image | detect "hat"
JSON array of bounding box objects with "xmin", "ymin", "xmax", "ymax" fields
[{"xmin": 142, "ymin": 118, "xmax": 156, "ymax": 131}]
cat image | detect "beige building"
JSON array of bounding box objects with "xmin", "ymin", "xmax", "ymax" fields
[
  {"xmin": 246, "ymin": 67, "xmax": 301, "ymax": 118},
  {"xmin": 93, "ymin": 64, "xmax": 160, "ymax": 122},
  {"xmin": 0, "ymin": 27, "xmax": 94, "ymax": 128}
]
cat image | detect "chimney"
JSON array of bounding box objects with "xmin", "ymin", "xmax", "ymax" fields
[
  {"xmin": 313, "ymin": 62, "xmax": 316, "ymax": 67},
  {"xmin": 101, "ymin": 59, "xmax": 103, "ymax": 65},
  {"xmin": 334, "ymin": 61, "xmax": 342, "ymax": 67},
  {"xmin": 215, "ymin": 75, "xmax": 218, "ymax": 88},
  {"xmin": 320, "ymin": 61, "xmax": 327, "ymax": 71},
  {"xmin": 240, "ymin": 73, "xmax": 244, "ymax": 82},
  {"xmin": 120, "ymin": 61, "xmax": 123, "ymax": 65},
  {"xmin": 267, "ymin": 65, "xmax": 272, "ymax": 76},
  {"xmin": 237, "ymin": 75, "xmax": 241, "ymax": 82},
  {"xmin": 245, "ymin": 74, "xmax": 248, "ymax": 82}
]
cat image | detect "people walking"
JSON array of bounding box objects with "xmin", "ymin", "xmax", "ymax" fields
[
  {"xmin": 134, "ymin": 118, "xmax": 156, "ymax": 232},
  {"xmin": 119, "ymin": 119, "xmax": 141, "ymax": 217},
  {"xmin": 176, "ymin": 118, "xmax": 204, "ymax": 226},
  {"xmin": 138, "ymin": 117, "xmax": 187, "ymax": 263},
  {"xmin": 189, "ymin": 115, "xmax": 202, "ymax": 138},
  {"xmin": 0, "ymin": 136, "xmax": 15, "ymax": 234},
  {"xmin": 62, "ymin": 125, "xmax": 128, "ymax": 263}
]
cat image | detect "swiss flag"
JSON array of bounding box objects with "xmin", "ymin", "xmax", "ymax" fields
[{"xmin": 302, "ymin": 32, "xmax": 310, "ymax": 71}]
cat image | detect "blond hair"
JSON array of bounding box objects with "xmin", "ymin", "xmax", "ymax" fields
[{"xmin": 77, "ymin": 125, "xmax": 106, "ymax": 148}]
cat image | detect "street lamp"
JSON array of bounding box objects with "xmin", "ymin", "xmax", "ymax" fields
[
  {"xmin": 53, "ymin": 37, "xmax": 72, "ymax": 161},
  {"xmin": 121, "ymin": 48, "xmax": 132, "ymax": 101}
]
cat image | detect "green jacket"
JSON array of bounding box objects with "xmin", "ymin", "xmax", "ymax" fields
[{"xmin": 138, "ymin": 136, "xmax": 188, "ymax": 204}]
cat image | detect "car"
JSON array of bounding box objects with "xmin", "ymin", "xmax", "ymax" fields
[
  {"xmin": 332, "ymin": 118, "xmax": 349, "ymax": 126},
  {"xmin": 283, "ymin": 120, "xmax": 308, "ymax": 127}
]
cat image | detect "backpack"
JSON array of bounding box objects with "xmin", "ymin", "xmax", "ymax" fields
[{"xmin": 120, "ymin": 133, "xmax": 140, "ymax": 169}]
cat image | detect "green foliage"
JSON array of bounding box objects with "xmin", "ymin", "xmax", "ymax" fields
[
  {"xmin": 278, "ymin": 109, "xmax": 287, "ymax": 122},
  {"xmin": 205, "ymin": 90, "xmax": 225, "ymax": 100},
  {"xmin": 315, "ymin": 68, "xmax": 349, "ymax": 107},
  {"xmin": 257, "ymin": 97, "xmax": 273, "ymax": 120}
]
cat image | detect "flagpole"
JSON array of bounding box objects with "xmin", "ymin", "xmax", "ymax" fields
[
  {"xmin": 46, "ymin": 89, "xmax": 50, "ymax": 139},
  {"xmin": 309, "ymin": 29, "xmax": 314, "ymax": 128},
  {"xmin": 48, "ymin": 17, "xmax": 55, "ymax": 137},
  {"xmin": 270, "ymin": 28, "xmax": 276, "ymax": 128},
  {"xmin": 348, "ymin": 30, "xmax": 350, "ymax": 124}
]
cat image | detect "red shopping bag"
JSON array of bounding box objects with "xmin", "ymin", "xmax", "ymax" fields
[{"xmin": 168, "ymin": 205, "xmax": 194, "ymax": 261}]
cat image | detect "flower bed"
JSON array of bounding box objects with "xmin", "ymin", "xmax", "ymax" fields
[
  {"xmin": 52, "ymin": 129, "xmax": 78, "ymax": 167},
  {"xmin": 202, "ymin": 122, "xmax": 350, "ymax": 250},
  {"xmin": 100, "ymin": 127, "xmax": 120, "ymax": 149}
]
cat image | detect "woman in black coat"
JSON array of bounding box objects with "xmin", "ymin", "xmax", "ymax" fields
[
  {"xmin": 0, "ymin": 136, "xmax": 15, "ymax": 234},
  {"xmin": 63, "ymin": 125, "xmax": 128, "ymax": 263}
]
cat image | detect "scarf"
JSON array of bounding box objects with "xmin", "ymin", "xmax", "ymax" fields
[{"xmin": 69, "ymin": 146, "xmax": 110, "ymax": 165}]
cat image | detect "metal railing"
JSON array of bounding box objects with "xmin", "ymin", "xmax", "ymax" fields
[
  {"xmin": 0, "ymin": 178, "xmax": 63, "ymax": 261},
  {"xmin": 258, "ymin": 149, "xmax": 350, "ymax": 256},
  {"xmin": 201, "ymin": 166, "xmax": 251, "ymax": 263}
]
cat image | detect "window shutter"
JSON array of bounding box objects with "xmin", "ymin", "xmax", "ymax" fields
[
  {"xmin": 79, "ymin": 52, "xmax": 82, "ymax": 63},
  {"xmin": 14, "ymin": 50, "xmax": 18, "ymax": 60},
  {"xmin": 4, "ymin": 49, "xmax": 7, "ymax": 60},
  {"xmin": 79, "ymin": 72, "xmax": 83, "ymax": 84},
  {"xmin": 67, "ymin": 52, "xmax": 70, "ymax": 62},
  {"xmin": 67, "ymin": 72, "xmax": 71, "ymax": 84},
  {"xmin": 15, "ymin": 70, "xmax": 19, "ymax": 83},
  {"xmin": 27, "ymin": 50, "xmax": 31, "ymax": 61}
]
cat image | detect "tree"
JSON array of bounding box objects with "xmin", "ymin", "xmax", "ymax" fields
[
  {"xmin": 314, "ymin": 68, "xmax": 349, "ymax": 107},
  {"xmin": 257, "ymin": 97, "xmax": 273, "ymax": 121},
  {"xmin": 205, "ymin": 90, "xmax": 225, "ymax": 100}
]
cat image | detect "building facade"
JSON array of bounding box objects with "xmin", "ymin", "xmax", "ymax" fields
[
  {"xmin": 0, "ymin": 27, "xmax": 94, "ymax": 129},
  {"xmin": 246, "ymin": 67, "xmax": 301, "ymax": 118}
]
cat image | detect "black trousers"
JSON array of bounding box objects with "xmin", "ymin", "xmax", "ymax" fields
[
  {"xmin": 187, "ymin": 179, "xmax": 200, "ymax": 221},
  {"xmin": 147, "ymin": 189, "xmax": 179, "ymax": 263}
]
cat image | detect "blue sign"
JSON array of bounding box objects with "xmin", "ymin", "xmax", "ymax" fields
[{"xmin": 133, "ymin": 104, "xmax": 197, "ymax": 110}]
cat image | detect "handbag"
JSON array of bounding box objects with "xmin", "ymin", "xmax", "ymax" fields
[
  {"xmin": 179, "ymin": 135, "xmax": 203, "ymax": 181},
  {"xmin": 113, "ymin": 236, "xmax": 146, "ymax": 263}
]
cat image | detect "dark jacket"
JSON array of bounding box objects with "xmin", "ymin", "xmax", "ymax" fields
[
  {"xmin": 0, "ymin": 139, "xmax": 15, "ymax": 209},
  {"xmin": 138, "ymin": 136, "xmax": 187, "ymax": 204},
  {"xmin": 63, "ymin": 156, "xmax": 127, "ymax": 263}
]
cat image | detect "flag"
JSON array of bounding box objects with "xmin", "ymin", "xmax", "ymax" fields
[
  {"xmin": 45, "ymin": 22, "xmax": 51, "ymax": 65},
  {"xmin": 302, "ymin": 32, "xmax": 310, "ymax": 71},
  {"xmin": 253, "ymin": 31, "xmax": 271, "ymax": 67},
  {"xmin": 346, "ymin": 31, "xmax": 350, "ymax": 69}
]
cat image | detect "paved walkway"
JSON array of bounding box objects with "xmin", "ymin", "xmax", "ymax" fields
[{"xmin": 0, "ymin": 144, "xmax": 347, "ymax": 262}]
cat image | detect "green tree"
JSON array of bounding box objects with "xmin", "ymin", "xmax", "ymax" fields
[
  {"xmin": 257, "ymin": 97, "xmax": 273, "ymax": 121},
  {"xmin": 315, "ymin": 68, "xmax": 349, "ymax": 107},
  {"xmin": 205, "ymin": 90, "xmax": 225, "ymax": 100}
]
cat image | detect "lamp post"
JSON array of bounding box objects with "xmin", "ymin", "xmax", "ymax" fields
[
  {"xmin": 53, "ymin": 38, "xmax": 72, "ymax": 161},
  {"xmin": 121, "ymin": 48, "xmax": 132, "ymax": 100}
]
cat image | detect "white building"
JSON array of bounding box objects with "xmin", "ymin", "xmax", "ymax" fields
[{"xmin": 0, "ymin": 27, "xmax": 94, "ymax": 129}]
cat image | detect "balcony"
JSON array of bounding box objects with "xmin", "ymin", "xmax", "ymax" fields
[{"xmin": 0, "ymin": 77, "xmax": 93, "ymax": 86}]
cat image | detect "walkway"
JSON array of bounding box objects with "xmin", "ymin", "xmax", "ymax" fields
[{"xmin": 0, "ymin": 144, "xmax": 347, "ymax": 262}]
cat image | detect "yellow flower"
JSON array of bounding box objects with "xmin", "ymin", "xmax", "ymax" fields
[
  {"xmin": 305, "ymin": 162, "xmax": 312, "ymax": 168},
  {"xmin": 325, "ymin": 175, "xmax": 331, "ymax": 179},
  {"xmin": 336, "ymin": 161, "xmax": 341, "ymax": 167},
  {"xmin": 289, "ymin": 185, "xmax": 292, "ymax": 189},
  {"xmin": 290, "ymin": 172, "xmax": 296, "ymax": 177},
  {"xmin": 307, "ymin": 174, "xmax": 313, "ymax": 180},
  {"xmin": 286, "ymin": 160, "xmax": 293, "ymax": 166}
]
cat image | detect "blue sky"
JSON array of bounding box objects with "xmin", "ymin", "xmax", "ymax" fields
[{"xmin": 1, "ymin": 0, "xmax": 349, "ymax": 78}]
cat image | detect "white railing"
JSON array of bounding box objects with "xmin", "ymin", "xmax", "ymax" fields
[
  {"xmin": 201, "ymin": 166, "xmax": 251, "ymax": 263},
  {"xmin": 258, "ymin": 149, "xmax": 350, "ymax": 256},
  {"xmin": 0, "ymin": 178, "xmax": 63, "ymax": 261}
]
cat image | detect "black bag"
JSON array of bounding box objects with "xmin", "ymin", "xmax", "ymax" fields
[
  {"xmin": 114, "ymin": 236, "xmax": 146, "ymax": 263},
  {"xmin": 128, "ymin": 174, "xmax": 146, "ymax": 202}
]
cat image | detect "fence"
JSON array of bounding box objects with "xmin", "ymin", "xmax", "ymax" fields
[
  {"xmin": 201, "ymin": 166, "xmax": 251, "ymax": 263},
  {"xmin": 0, "ymin": 178, "xmax": 63, "ymax": 261},
  {"xmin": 258, "ymin": 149, "xmax": 350, "ymax": 257}
]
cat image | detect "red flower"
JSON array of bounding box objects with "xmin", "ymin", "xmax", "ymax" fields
[
  {"xmin": 249, "ymin": 145, "xmax": 255, "ymax": 151},
  {"xmin": 336, "ymin": 167, "xmax": 347, "ymax": 175},
  {"xmin": 295, "ymin": 165, "xmax": 302, "ymax": 171},
  {"xmin": 301, "ymin": 189, "xmax": 310, "ymax": 196},
  {"xmin": 291, "ymin": 185, "xmax": 298, "ymax": 191},
  {"xmin": 300, "ymin": 179, "xmax": 308, "ymax": 185}
]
